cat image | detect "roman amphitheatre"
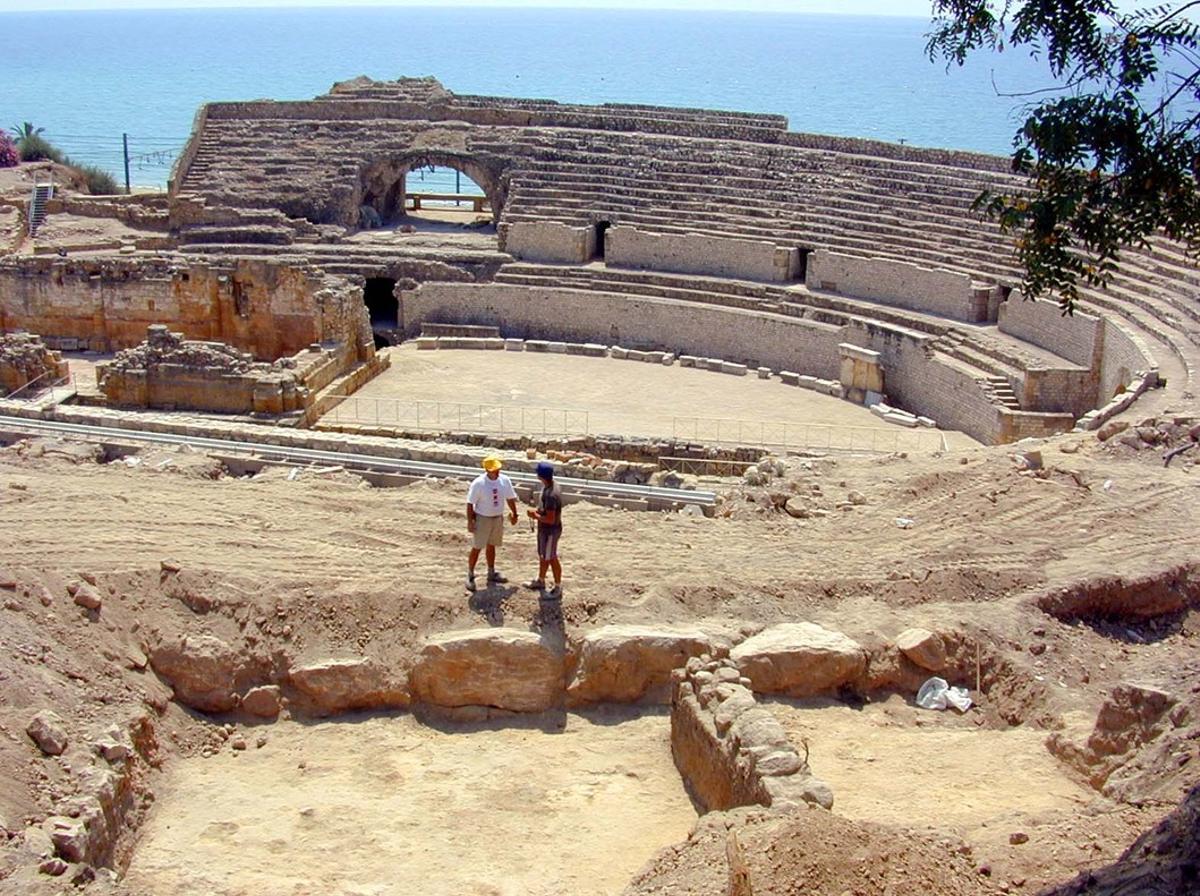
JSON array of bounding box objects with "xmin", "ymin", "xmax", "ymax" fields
[{"xmin": 0, "ymin": 75, "xmax": 1197, "ymax": 896}]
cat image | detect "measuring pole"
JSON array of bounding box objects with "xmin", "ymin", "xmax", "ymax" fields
[{"xmin": 122, "ymin": 133, "xmax": 131, "ymax": 194}]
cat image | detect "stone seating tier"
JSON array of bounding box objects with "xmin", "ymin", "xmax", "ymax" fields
[
  {"xmin": 490, "ymin": 262, "xmax": 1050, "ymax": 387},
  {"xmin": 168, "ymin": 81, "xmax": 1197, "ymax": 405}
]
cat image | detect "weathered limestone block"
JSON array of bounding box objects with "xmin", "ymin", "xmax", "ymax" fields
[
  {"xmin": 504, "ymin": 221, "xmax": 593, "ymax": 264},
  {"xmin": 149, "ymin": 634, "xmax": 241, "ymax": 713},
  {"xmin": 27, "ymin": 710, "xmax": 70, "ymax": 756},
  {"xmin": 288, "ymin": 658, "xmax": 409, "ymax": 716},
  {"xmin": 47, "ymin": 816, "xmax": 89, "ymax": 863},
  {"xmin": 731, "ymin": 623, "xmax": 867, "ymax": 697},
  {"xmin": 410, "ymin": 629, "xmax": 564, "ymax": 712},
  {"xmin": 566, "ymin": 625, "xmax": 726, "ymax": 705},
  {"xmin": 895, "ymin": 627, "xmax": 947, "ymax": 672},
  {"xmin": 839, "ymin": 342, "xmax": 884, "ymax": 405},
  {"xmin": 241, "ymin": 684, "xmax": 283, "ymax": 719}
]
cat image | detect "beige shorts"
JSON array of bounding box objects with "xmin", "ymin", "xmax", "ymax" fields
[{"xmin": 472, "ymin": 514, "xmax": 505, "ymax": 549}]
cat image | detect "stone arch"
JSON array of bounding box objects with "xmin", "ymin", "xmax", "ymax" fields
[{"xmin": 358, "ymin": 152, "xmax": 505, "ymax": 227}]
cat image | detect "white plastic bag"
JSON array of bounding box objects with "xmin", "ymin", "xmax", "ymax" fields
[{"xmin": 915, "ymin": 676, "xmax": 973, "ymax": 713}]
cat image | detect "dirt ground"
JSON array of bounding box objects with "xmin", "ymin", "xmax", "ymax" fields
[
  {"xmin": 323, "ymin": 344, "xmax": 964, "ymax": 452},
  {"xmin": 123, "ymin": 709, "xmax": 694, "ymax": 896},
  {"xmin": 0, "ymin": 405, "xmax": 1198, "ymax": 894}
]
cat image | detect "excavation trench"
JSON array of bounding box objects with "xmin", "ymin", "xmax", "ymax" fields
[{"xmin": 124, "ymin": 708, "xmax": 697, "ymax": 896}]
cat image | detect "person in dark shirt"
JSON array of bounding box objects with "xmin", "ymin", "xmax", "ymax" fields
[{"xmin": 525, "ymin": 461, "xmax": 564, "ymax": 598}]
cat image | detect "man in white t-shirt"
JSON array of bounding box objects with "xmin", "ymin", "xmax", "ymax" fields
[{"xmin": 465, "ymin": 455, "xmax": 519, "ymax": 592}]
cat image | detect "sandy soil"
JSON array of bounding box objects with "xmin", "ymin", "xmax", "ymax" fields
[
  {"xmin": 323, "ymin": 344, "xmax": 963, "ymax": 451},
  {"xmin": 769, "ymin": 696, "xmax": 1095, "ymax": 830},
  {"xmin": 0, "ymin": 425, "xmax": 1197, "ymax": 895},
  {"xmin": 123, "ymin": 709, "xmax": 694, "ymax": 896}
]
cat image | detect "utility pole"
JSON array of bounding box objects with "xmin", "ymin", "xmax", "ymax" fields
[{"xmin": 122, "ymin": 133, "xmax": 131, "ymax": 194}]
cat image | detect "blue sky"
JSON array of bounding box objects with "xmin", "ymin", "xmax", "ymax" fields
[{"xmin": 0, "ymin": 0, "xmax": 937, "ymax": 15}]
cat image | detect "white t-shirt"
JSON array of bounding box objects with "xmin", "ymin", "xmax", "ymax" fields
[{"xmin": 467, "ymin": 473, "xmax": 517, "ymax": 517}]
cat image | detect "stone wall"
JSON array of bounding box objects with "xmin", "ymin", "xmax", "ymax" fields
[
  {"xmin": 400, "ymin": 282, "xmax": 844, "ymax": 377},
  {"xmin": 0, "ymin": 256, "xmax": 373, "ymax": 363},
  {"xmin": 42, "ymin": 194, "xmax": 170, "ymax": 231},
  {"xmin": 1021, "ymin": 367, "xmax": 1099, "ymax": 418},
  {"xmin": 999, "ymin": 293, "xmax": 1103, "ymax": 369},
  {"xmin": 1100, "ymin": 317, "xmax": 1158, "ymax": 403},
  {"xmin": 807, "ymin": 250, "xmax": 984, "ymax": 322},
  {"xmin": 670, "ymin": 656, "xmax": 833, "ymax": 813},
  {"xmin": 877, "ymin": 339, "xmax": 1007, "ymax": 443},
  {"xmin": 503, "ymin": 221, "xmax": 594, "ymax": 264},
  {"xmin": 606, "ymin": 227, "xmax": 799, "ymax": 282}
]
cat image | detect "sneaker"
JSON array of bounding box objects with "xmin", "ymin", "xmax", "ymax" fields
[
  {"xmin": 487, "ymin": 570, "xmax": 508, "ymax": 584},
  {"xmin": 524, "ymin": 579, "xmax": 545, "ymax": 591},
  {"xmin": 544, "ymin": 585, "xmax": 562, "ymax": 600},
  {"xmin": 465, "ymin": 575, "xmax": 477, "ymax": 592}
]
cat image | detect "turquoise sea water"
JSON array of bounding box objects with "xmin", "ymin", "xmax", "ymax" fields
[{"xmin": 0, "ymin": 6, "xmax": 1056, "ymax": 188}]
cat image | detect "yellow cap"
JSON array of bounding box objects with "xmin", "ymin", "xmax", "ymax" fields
[{"xmin": 482, "ymin": 456, "xmax": 502, "ymax": 472}]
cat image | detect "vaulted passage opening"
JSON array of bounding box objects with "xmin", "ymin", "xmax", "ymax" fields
[
  {"xmin": 359, "ymin": 153, "xmax": 502, "ymax": 232},
  {"xmin": 363, "ymin": 277, "xmax": 398, "ymax": 347},
  {"xmin": 593, "ymin": 221, "xmax": 612, "ymax": 260}
]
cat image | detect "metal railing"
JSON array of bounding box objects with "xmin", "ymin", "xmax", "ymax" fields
[
  {"xmin": 3, "ymin": 370, "xmax": 74, "ymax": 403},
  {"xmin": 324, "ymin": 396, "xmax": 590, "ymax": 438},
  {"xmin": 671, "ymin": 416, "xmax": 948, "ymax": 454}
]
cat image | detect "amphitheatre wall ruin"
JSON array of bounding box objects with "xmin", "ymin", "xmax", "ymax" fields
[{"xmin": 2, "ymin": 74, "xmax": 1191, "ymax": 438}]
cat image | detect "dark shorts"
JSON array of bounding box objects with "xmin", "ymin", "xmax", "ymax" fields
[{"xmin": 537, "ymin": 526, "xmax": 561, "ymax": 561}]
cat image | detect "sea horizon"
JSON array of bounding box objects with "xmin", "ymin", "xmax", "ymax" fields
[{"xmin": 0, "ymin": 5, "xmax": 1054, "ymax": 188}]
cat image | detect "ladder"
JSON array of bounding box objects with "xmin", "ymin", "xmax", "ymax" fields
[{"xmin": 28, "ymin": 181, "xmax": 54, "ymax": 236}]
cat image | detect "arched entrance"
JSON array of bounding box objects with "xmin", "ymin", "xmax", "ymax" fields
[{"xmin": 359, "ymin": 153, "xmax": 504, "ymax": 230}]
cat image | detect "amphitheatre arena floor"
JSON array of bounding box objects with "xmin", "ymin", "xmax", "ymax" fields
[{"xmin": 323, "ymin": 344, "xmax": 978, "ymax": 452}]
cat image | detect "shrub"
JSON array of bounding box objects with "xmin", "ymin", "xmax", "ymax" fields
[
  {"xmin": 0, "ymin": 133, "xmax": 18, "ymax": 168},
  {"xmin": 76, "ymin": 164, "xmax": 119, "ymax": 195},
  {"xmin": 17, "ymin": 133, "xmax": 64, "ymax": 163}
]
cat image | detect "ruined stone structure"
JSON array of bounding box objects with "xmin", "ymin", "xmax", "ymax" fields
[
  {"xmin": 96, "ymin": 325, "xmax": 361, "ymax": 415},
  {"xmin": 0, "ymin": 332, "xmax": 69, "ymax": 396},
  {"xmin": 3, "ymin": 76, "xmax": 1197, "ymax": 437}
]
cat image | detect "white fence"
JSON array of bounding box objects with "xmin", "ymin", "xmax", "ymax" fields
[
  {"xmin": 671, "ymin": 416, "xmax": 948, "ymax": 454},
  {"xmin": 324, "ymin": 396, "xmax": 590, "ymax": 438}
]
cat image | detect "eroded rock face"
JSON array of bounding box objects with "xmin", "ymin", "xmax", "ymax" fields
[
  {"xmin": 288, "ymin": 659, "xmax": 409, "ymax": 717},
  {"xmin": 567, "ymin": 625, "xmax": 727, "ymax": 704},
  {"xmin": 1088, "ymin": 683, "xmax": 1177, "ymax": 758},
  {"xmin": 27, "ymin": 710, "xmax": 69, "ymax": 756},
  {"xmin": 410, "ymin": 629, "xmax": 564, "ymax": 712},
  {"xmin": 731, "ymin": 623, "xmax": 866, "ymax": 697},
  {"xmin": 149, "ymin": 634, "xmax": 241, "ymax": 713}
]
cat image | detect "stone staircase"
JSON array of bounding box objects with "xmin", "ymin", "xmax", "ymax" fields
[
  {"xmin": 980, "ymin": 375, "xmax": 1021, "ymax": 411},
  {"xmin": 28, "ymin": 182, "xmax": 53, "ymax": 236}
]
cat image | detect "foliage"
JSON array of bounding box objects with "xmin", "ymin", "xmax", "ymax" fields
[
  {"xmin": 8, "ymin": 128, "xmax": 120, "ymax": 193},
  {"xmin": 928, "ymin": 1, "xmax": 1200, "ymax": 312},
  {"xmin": 10, "ymin": 121, "xmax": 44, "ymax": 141},
  {"xmin": 0, "ymin": 132, "xmax": 18, "ymax": 168},
  {"xmin": 16, "ymin": 133, "xmax": 64, "ymax": 163},
  {"xmin": 77, "ymin": 164, "xmax": 119, "ymax": 195}
]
